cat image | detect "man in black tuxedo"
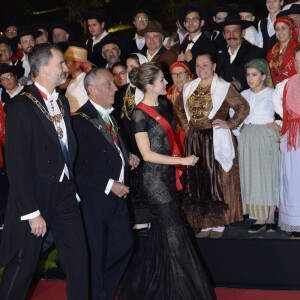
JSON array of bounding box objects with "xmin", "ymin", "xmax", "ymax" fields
[
  {"xmin": 0, "ymin": 43, "xmax": 88, "ymax": 300},
  {"xmin": 73, "ymin": 68, "xmax": 139, "ymax": 300},
  {"xmin": 217, "ymin": 12, "xmax": 265, "ymax": 92},
  {"xmin": 178, "ymin": 3, "xmax": 218, "ymax": 76}
]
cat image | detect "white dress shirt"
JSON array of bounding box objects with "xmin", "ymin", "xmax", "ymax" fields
[
  {"xmin": 186, "ymin": 32, "xmax": 202, "ymax": 51},
  {"xmin": 243, "ymin": 26, "xmax": 261, "ymax": 47},
  {"xmin": 257, "ymin": 14, "xmax": 276, "ymax": 49}
]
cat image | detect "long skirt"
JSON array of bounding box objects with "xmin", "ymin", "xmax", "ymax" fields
[
  {"xmin": 182, "ymin": 128, "xmax": 243, "ymax": 228},
  {"xmin": 279, "ymin": 133, "xmax": 300, "ymax": 232},
  {"xmin": 238, "ymin": 124, "xmax": 280, "ymax": 219}
]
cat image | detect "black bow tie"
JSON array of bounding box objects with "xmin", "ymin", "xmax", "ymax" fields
[{"xmin": 188, "ymin": 40, "xmax": 194, "ymax": 44}]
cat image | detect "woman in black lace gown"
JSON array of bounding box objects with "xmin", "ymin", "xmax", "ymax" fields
[{"xmin": 118, "ymin": 62, "xmax": 216, "ymax": 300}]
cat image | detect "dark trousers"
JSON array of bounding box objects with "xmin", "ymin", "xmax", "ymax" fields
[
  {"xmin": 81, "ymin": 190, "xmax": 132, "ymax": 300},
  {"xmin": 0, "ymin": 178, "xmax": 89, "ymax": 300}
]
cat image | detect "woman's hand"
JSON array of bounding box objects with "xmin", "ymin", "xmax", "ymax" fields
[
  {"xmin": 212, "ymin": 119, "xmax": 229, "ymax": 129},
  {"xmin": 266, "ymin": 122, "xmax": 281, "ymax": 132},
  {"xmin": 181, "ymin": 155, "xmax": 199, "ymax": 166}
]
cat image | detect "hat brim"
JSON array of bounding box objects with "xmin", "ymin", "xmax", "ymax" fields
[
  {"xmin": 137, "ymin": 28, "xmax": 169, "ymax": 37},
  {"xmin": 217, "ymin": 20, "xmax": 252, "ymax": 31},
  {"xmin": 277, "ymin": 8, "xmax": 300, "ymax": 18},
  {"xmin": 0, "ymin": 65, "xmax": 21, "ymax": 79},
  {"xmin": 63, "ymin": 55, "xmax": 95, "ymax": 66}
]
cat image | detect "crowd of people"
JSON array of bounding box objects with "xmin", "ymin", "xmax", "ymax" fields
[{"xmin": 0, "ymin": 1, "xmax": 300, "ymax": 299}]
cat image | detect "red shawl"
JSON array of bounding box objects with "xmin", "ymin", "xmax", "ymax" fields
[{"xmin": 267, "ymin": 38, "xmax": 300, "ymax": 86}]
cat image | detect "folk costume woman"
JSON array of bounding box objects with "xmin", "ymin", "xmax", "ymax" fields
[
  {"xmin": 238, "ymin": 59, "xmax": 280, "ymax": 233},
  {"xmin": 267, "ymin": 16, "xmax": 300, "ymax": 86},
  {"xmin": 175, "ymin": 52, "xmax": 249, "ymax": 238},
  {"xmin": 167, "ymin": 61, "xmax": 193, "ymax": 156},
  {"xmin": 272, "ymin": 45, "xmax": 300, "ymax": 239}
]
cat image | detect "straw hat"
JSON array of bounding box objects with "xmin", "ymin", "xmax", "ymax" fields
[{"xmin": 64, "ymin": 46, "xmax": 94, "ymax": 65}]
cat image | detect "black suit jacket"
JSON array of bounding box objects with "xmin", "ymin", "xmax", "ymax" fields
[
  {"xmin": 72, "ymin": 100, "xmax": 129, "ymax": 194},
  {"xmin": 0, "ymin": 84, "xmax": 76, "ymax": 265},
  {"xmin": 217, "ymin": 39, "xmax": 265, "ymax": 91},
  {"xmin": 86, "ymin": 34, "xmax": 112, "ymax": 67},
  {"xmin": 179, "ymin": 33, "xmax": 218, "ymax": 76}
]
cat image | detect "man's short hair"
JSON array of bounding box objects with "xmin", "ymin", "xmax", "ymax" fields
[
  {"xmin": 84, "ymin": 67, "xmax": 108, "ymax": 95},
  {"xmin": 29, "ymin": 43, "xmax": 61, "ymax": 78}
]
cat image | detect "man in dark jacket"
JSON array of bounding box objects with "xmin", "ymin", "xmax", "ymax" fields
[
  {"xmin": 217, "ymin": 12, "xmax": 265, "ymax": 91},
  {"xmin": 0, "ymin": 43, "xmax": 88, "ymax": 300}
]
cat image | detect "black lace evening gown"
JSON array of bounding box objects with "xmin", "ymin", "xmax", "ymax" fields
[{"xmin": 117, "ymin": 98, "xmax": 216, "ymax": 300}]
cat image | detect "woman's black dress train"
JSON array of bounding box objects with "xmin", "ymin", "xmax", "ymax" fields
[{"xmin": 117, "ymin": 98, "xmax": 216, "ymax": 300}]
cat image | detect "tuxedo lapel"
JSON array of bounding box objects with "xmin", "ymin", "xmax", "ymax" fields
[
  {"xmin": 82, "ymin": 101, "xmax": 119, "ymax": 154},
  {"xmin": 26, "ymin": 86, "xmax": 61, "ymax": 147}
]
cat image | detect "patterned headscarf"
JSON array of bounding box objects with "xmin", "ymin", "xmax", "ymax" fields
[
  {"xmin": 274, "ymin": 16, "xmax": 298, "ymax": 41},
  {"xmin": 169, "ymin": 61, "xmax": 194, "ymax": 79},
  {"xmin": 245, "ymin": 59, "xmax": 273, "ymax": 88}
]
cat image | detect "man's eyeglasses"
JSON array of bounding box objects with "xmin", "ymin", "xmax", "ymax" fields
[
  {"xmin": 135, "ymin": 17, "xmax": 148, "ymax": 22},
  {"xmin": 5, "ymin": 30, "xmax": 17, "ymax": 34},
  {"xmin": 0, "ymin": 74, "xmax": 14, "ymax": 83},
  {"xmin": 184, "ymin": 17, "xmax": 200, "ymax": 24},
  {"xmin": 171, "ymin": 71, "xmax": 188, "ymax": 78}
]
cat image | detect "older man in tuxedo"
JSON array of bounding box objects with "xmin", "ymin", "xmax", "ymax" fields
[
  {"xmin": 73, "ymin": 68, "xmax": 139, "ymax": 300},
  {"xmin": 0, "ymin": 43, "xmax": 88, "ymax": 299}
]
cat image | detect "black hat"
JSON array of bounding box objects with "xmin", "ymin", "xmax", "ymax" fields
[
  {"xmin": 51, "ymin": 23, "xmax": 71, "ymax": 35},
  {"xmin": 32, "ymin": 23, "xmax": 50, "ymax": 33},
  {"xmin": 238, "ymin": 4, "xmax": 255, "ymax": 15},
  {"xmin": 17, "ymin": 27, "xmax": 39, "ymax": 43},
  {"xmin": 0, "ymin": 64, "xmax": 22, "ymax": 79},
  {"xmin": 277, "ymin": 4, "xmax": 300, "ymax": 18},
  {"xmin": 131, "ymin": 8, "xmax": 152, "ymax": 21},
  {"xmin": 210, "ymin": 5, "xmax": 231, "ymax": 18},
  {"xmin": 178, "ymin": 4, "xmax": 210, "ymax": 31},
  {"xmin": 217, "ymin": 12, "xmax": 252, "ymax": 31},
  {"xmin": 82, "ymin": 9, "xmax": 111, "ymax": 29},
  {"xmin": 100, "ymin": 37, "xmax": 121, "ymax": 52}
]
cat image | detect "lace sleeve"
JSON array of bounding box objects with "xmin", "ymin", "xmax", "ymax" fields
[{"xmin": 132, "ymin": 108, "xmax": 148, "ymax": 133}]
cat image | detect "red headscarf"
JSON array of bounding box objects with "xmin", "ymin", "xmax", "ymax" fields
[
  {"xmin": 267, "ymin": 16, "xmax": 300, "ymax": 86},
  {"xmin": 169, "ymin": 61, "xmax": 194, "ymax": 79}
]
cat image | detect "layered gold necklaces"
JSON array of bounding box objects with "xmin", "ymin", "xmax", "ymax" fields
[
  {"xmin": 121, "ymin": 85, "xmax": 136, "ymax": 120},
  {"xmin": 187, "ymin": 85, "xmax": 212, "ymax": 119},
  {"xmin": 22, "ymin": 92, "xmax": 65, "ymax": 139}
]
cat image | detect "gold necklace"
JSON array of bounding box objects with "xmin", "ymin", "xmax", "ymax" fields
[
  {"xmin": 121, "ymin": 85, "xmax": 136, "ymax": 120},
  {"xmin": 22, "ymin": 92, "xmax": 65, "ymax": 139}
]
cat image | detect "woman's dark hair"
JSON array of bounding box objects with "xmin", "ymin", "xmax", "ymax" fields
[
  {"xmin": 129, "ymin": 62, "xmax": 161, "ymax": 93},
  {"xmin": 111, "ymin": 62, "xmax": 126, "ymax": 71},
  {"xmin": 195, "ymin": 51, "xmax": 217, "ymax": 65},
  {"xmin": 127, "ymin": 53, "xmax": 140, "ymax": 65}
]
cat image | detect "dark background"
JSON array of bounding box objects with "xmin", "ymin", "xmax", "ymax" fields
[{"xmin": 0, "ymin": 0, "xmax": 296, "ymax": 40}]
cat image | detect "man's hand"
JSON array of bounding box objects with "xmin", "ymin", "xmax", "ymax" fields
[
  {"xmin": 29, "ymin": 215, "xmax": 47, "ymax": 237},
  {"xmin": 129, "ymin": 153, "xmax": 140, "ymax": 170},
  {"xmin": 111, "ymin": 181, "xmax": 130, "ymax": 198}
]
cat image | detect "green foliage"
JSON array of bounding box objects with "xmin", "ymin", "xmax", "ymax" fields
[{"xmin": 39, "ymin": 248, "xmax": 59, "ymax": 275}]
